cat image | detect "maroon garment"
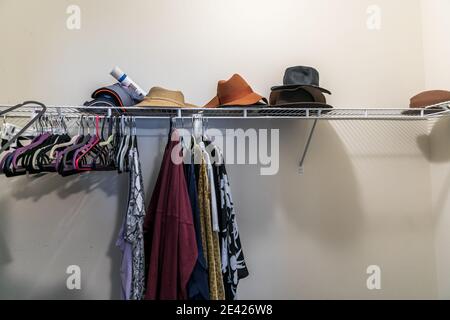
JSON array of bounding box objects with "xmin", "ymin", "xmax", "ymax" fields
[{"xmin": 143, "ymin": 137, "xmax": 198, "ymax": 300}]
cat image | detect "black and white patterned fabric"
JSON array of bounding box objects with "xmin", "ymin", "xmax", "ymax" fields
[
  {"xmin": 124, "ymin": 147, "xmax": 146, "ymax": 299},
  {"xmin": 217, "ymin": 164, "xmax": 249, "ymax": 300}
]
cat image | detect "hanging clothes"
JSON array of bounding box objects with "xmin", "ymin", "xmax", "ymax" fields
[
  {"xmin": 200, "ymin": 142, "xmax": 220, "ymax": 232},
  {"xmin": 116, "ymin": 227, "xmax": 132, "ymax": 299},
  {"xmin": 116, "ymin": 143, "xmax": 146, "ymax": 300},
  {"xmin": 216, "ymin": 163, "xmax": 249, "ymax": 300},
  {"xmin": 185, "ymin": 162, "xmax": 210, "ymax": 300},
  {"xmin": 143, "ymin": 135, "xmax": 198, "ymax": 300},
  {"xmin": 198, "ymin": 156, "xmax": 225, "ymax": 300}
]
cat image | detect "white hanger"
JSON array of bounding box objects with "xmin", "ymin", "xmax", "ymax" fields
[
  {"xmin": 49, "ymin": 116, "xmax": 81, "ymax": 160},
  {"xmin": 119, "ymin": 117, "xmax": 131, "ymax": 172},
  {"xmin": 99, "ymin": 116, "xmax": 115, "ymax": 147},
  {"xmin": 116, "ymin": 116, "xmax": 125, "ymax": 167}
]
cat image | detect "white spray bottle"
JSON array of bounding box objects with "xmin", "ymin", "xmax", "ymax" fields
[{"xmin": 110, "ymin": 66, "xmax": 147, "ymax": 100}]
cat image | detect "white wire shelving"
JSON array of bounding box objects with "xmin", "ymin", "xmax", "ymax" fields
[
  {"xmin": 1, "ymin": 102, "xmax": 450, "ymax": 120},
  {"xmin": 1, "ymin": 102, "xmax": 449, "ymax": 173}
]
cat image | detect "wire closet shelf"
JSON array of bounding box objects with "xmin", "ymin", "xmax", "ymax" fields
[
  {"xmin": 1, "ymin": 102, "xmax": 450, "ymax": 120},
  {"xmin": 2, "ymin": 102, "xmax": 449, "ymax": 174}
]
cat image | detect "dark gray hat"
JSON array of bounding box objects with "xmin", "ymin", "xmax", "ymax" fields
[{"xmin": 271, "ymin": 66, "xmax": 331, "ymax": 95}]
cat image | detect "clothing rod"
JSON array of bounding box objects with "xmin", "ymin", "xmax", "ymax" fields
[
  {"xmin": 1, "ymin": 105, "xmax": 449, "ymax": 110},
  {"xmin": 0, "ymin": 115, "xmax": 442, "ymax": 121},
  {"xmin": 2, "ymin": 103, "xmax": 449, "ymax": 121},
  {"xmin": 0, "ymin": 114, "xmax": 440, "ymax": 121}
]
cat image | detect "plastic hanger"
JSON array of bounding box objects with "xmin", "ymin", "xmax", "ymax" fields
[
  {"xmin": 6, "ymin": 115, "xmax": 51, "ymax": 176},
  {"xmin": 0, "ymin": 116, "xmax": 32, "ymax": 173},
  {"xmin": 3, "ymin": 109, "xmax": 46, "ymax": 175},
  {"xmin": 20, "ymin": 116, "xmax": 54, "ymax": 173},
  {"xmin": 99, "ymin": 116, "xmax": 115, "ymax": 147},
  {"xmin": 58, "ymin": 116, "xmax": 91, "ymax": 175},
  {"xmin": 74, "ymin": 116, "xmax": 102, "ymax": 171},
  {"xmin": 115, "ymin": 116, "xmax": 126, "ymax": 172},
  {"xmin": 35, "ymin": 117, "xmax": 71, "ymax": 172},
  {"xmin": 0, "ymin": 101, "xmax": 47, "ymax": 154},
  {"xmin": 50, "ymin": 116, "xmax": 80, "ymax": 160},
  {"xmin": 30, "ymin": 116, "xmax": 59, "ymax": 171},
  {"xmin": 74, "ymin": 115, "xmax": 110, "ymax": 171},
  {"xmin": 99, "ymin": 116, "xmax": 118, "ymax": 171},
  {"xmin": 118, "ymin": 117, "xmax": 131, "ymax": 173},
  {"xmin": 117, "ymin": 116, "xmax": 133, "ymax": 173}
]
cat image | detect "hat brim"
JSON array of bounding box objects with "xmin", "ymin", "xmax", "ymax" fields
[
  {"xmin": 269, "ymin": 86, "xmax": 329, "ymax": 106},
  {"xmin": 271, "ymin": 84, "xmax": 331, "ymax": 95},
  {"xmin": 135, "ymin": 98, "xmax": 197, "ymax": 108},
  {"xmin": 204, "ymin": 92, "xmax": 267, "ymax": 108},
  {"xmin": 401, "ymin": 105, "xmax": 446, "ymax": 116},
  {"xmin": 268, "ymin": 102, "xmax": 333, "ymax": 109}
]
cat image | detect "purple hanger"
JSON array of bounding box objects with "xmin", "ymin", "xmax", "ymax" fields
[
  {"xmin": 54, "ymin": 135, "xmax": 84, "ymax": 171},
  {"xmin": 10, "ymin": 133, "xmax": 51, "ymax": 170}
]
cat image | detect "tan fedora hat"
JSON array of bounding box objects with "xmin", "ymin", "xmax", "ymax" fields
[{"xmin": 136, "ymin": 87, "xmax": 197, "ymax": 108}]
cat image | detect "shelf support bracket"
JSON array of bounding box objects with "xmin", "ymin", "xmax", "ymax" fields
[{"xmin": 299, "ymin": 119, "xmax": 318, "ymax": 174}]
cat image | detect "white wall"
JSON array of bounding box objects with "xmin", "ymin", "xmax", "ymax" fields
[
  {"xmin": 422, "ymin": 0, "xmax": 450, "ymax": 300},
  {"xmin": 0, "ymin": 0, "xmax": 440, "ymax": 299},
  {"xmin": 421, "ymin": 0, "xmax": 450, "ymax": 89},
  {"xmin": 0, "ymin": 0, "xmax": 425, "ymax": 107}
]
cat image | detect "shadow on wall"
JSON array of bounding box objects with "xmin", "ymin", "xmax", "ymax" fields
[
  {"xmin": 226, "ymin": 119, "xmax": 364, "ymax": 299},
  {"xmin": 0, "ymin": 198, "xmax": 12, "ymax": 266},
  {"xmin": 423, "ymin": 117, "xmax": 450, "ymax": 221},
  {"xmin": 109, "ymin": 172, "xmax": 129, "ymax": 300},
  {"xmin": 420, "ymin": 118, "xmax": 450, "ymax": 163},
  {"xmin": 0, "ymin": 172, "xmax": 127, "ymax": 299},
  {"xmin": 9, "ymin": 172, "xmax": 119, "ymax": 202},
  {"xmin": 278, "ymin": 120, "xmax": 363, "ymax": 247}
]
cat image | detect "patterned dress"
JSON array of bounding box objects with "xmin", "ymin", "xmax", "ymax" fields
[
  {"xmin": 117, "ymin": 146, "xmax": 146, "ymax": 300},
  {"xmin": 217, "ymin": 164, "xmax": 249, "ymax": 300}
]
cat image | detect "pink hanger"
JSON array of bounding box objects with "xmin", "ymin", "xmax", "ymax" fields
[{"xmin": 74, "ymin": 116, "xmax": 100, "ymax": 171}]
